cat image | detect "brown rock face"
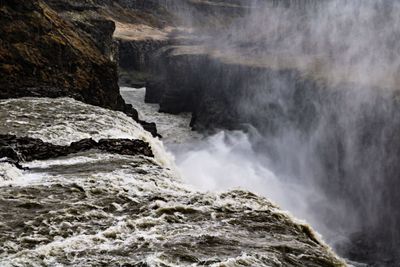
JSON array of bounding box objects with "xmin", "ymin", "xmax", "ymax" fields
[
  {"xmin": 0, "ymin": 0, "xmax": 125, "ymax": 111},
  {"xmin": 0, "ymin": 0, "xmax": 164, "ymax": 136}
]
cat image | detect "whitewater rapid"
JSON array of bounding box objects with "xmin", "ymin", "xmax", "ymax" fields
[
  {"xmin": 120, "ymin": 87, "xmax": 364, "ymax": 266},
  {"xmin": 0, "ymin": 95, "xmax": 344, "ymax": 266},
  {"xmin": 120, "ymin": 88, "xmax": 334, "ymax": 239}
]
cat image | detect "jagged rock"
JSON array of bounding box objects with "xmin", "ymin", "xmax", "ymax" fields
[
  {"xmin": 97, "ymin": 138, "xmax": 153, "ymax": 157},
  {"xmin": 138, "ymin": 120, "xmax": 161, "ymax": 138},
  {"xmin": 69, "ymin": 138, "xmax": 99, "ymax": 151},
  {"xmin": 0, "ymin": 135, "xmax": 154, "ymax": 163}
]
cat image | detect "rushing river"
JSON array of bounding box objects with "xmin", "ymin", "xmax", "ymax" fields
[
  {"xmin": 120, "ymin": 88, "xmax": 332, "ymax": 231},
  {"xmin": 121, "ymin": 87, "xmax": 366, "ymax": 266},
  {"xmin": 0, "ymin": 95, "xmax": 343, "ymax": 266}
]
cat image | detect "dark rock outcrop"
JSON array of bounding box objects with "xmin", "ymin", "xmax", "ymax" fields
[
  {"xmin": 0, "ymin": 0, "xmax": 121, "ymax": 109},
  {"xmin": 118, "ymin": 39, "xmax": 170, "ymax": 88},
  {"xmin": 0, "ymin": 0, "xmax": 159, "ymax": 137},
  {"xmin": 0, "ymin": 134, "xmax": 153, "ymax": 163},
  {"xmin": 146, "ymin": 50, "xmax": 267, "ymax": 131}
]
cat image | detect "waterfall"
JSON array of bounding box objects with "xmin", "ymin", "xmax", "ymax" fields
[{"xmin": 145, "ymin": 0, "xmax": 400, "ymax": 264}]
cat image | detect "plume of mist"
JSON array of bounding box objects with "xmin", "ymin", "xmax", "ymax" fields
[
  {"xmin": 227, "ymin": 0, "xmax": 400, "ymax": 89},
  {"xmin": 170, "ymin": 129, "xmax": 354, "ymax": 244},
  {"xmin": 163, "ymin": 0, "xmax": 400, "ymax": 263}
]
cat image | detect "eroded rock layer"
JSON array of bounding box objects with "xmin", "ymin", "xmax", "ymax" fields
[{"xmin": 0, "ymin": 135, "xmax": 154, "ymax": 163}]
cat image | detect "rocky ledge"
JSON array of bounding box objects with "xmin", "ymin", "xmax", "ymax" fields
[{"xmin": 0, "ymin": 134, "xmax": 153, "ymax": 165}]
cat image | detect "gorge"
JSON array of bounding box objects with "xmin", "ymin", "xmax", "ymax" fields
[{"xmin": 1, "ymin": 0, "xmax": 399, "ymax": 266}]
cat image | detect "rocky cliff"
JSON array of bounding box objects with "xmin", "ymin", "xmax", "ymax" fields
[
  {"xmin": 0, "ymin": 0, "xmax": 160, "ymax": 136},
  {"xmin": 0, "ymin": 0, "xmax": 119, "ymax": 107}
]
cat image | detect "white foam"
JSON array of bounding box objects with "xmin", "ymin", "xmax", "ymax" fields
[
  {"xmin": 0, "ymin": 162, "xmax": 22, "ymax": 182},
  {"xmin": 0, "ymin": 97, "xmax": 177, "ymax": 170},
  {"xmin": 120, "ymin": 87, "xmax": 201, "ymax": 144},
  {"xmin": 0, "ymin": 162, "xmax": 43, "ymax": 187}
]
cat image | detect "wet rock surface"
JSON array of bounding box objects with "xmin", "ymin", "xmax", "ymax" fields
[{"xmin": 0, "ymin": 134, "xmax": 154, "ymax": 163}]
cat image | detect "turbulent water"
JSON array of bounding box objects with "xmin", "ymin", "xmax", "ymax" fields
[
  {"xmin": 162, "ymin": 1, "xmax": 400, "ymax": 265},
  {"xmin": 121, "ymin": 88, "xmax": 336, "ymax": 234},
  {"xmin": 120, "ymin": 87, "xmax": 201, "ymax": 144},
  {"xmin": 0, "ymin": 96, "xmax": 343, "ymax": 266},
  {"xmin": 121, "ymin": 88, "xmax": 362, "ymax": 265}
]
